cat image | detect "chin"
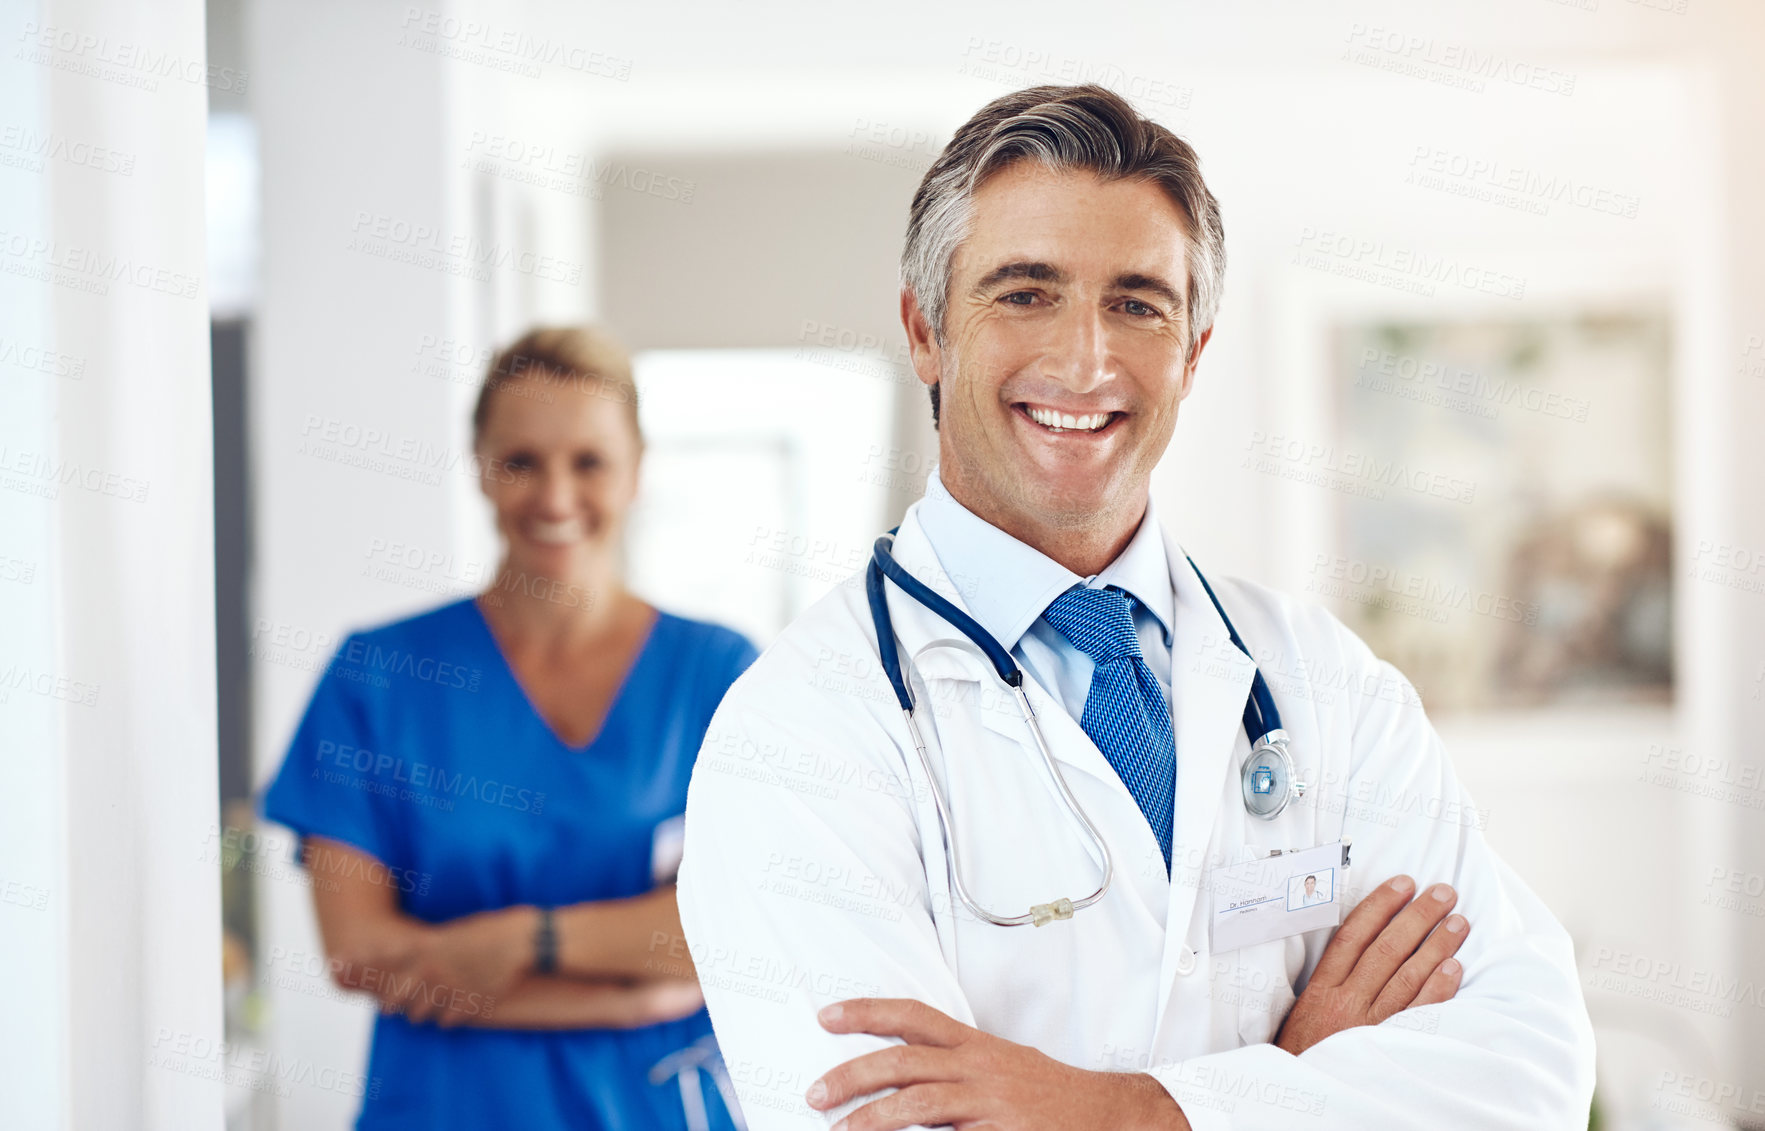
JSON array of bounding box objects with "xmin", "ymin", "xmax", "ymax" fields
[{"xmin": 1015, "ymin": 474, "xmax": 1117, "ymax": 528}]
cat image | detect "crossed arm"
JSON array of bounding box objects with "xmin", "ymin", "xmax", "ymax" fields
[
  {"xmin": 302, "ymin": 836, "xmax": 703, "ymax": 1029},
  {"xmin": 803, "ymin": 875, "xmax": 1472, "ymax": 1130}
]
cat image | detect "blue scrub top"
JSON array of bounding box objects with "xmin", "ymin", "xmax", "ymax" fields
[{"xmin": 261, "ymin": 597, "xmax": 757, "ymax": 1131}]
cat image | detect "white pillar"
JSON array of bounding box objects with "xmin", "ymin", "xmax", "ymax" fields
[
  {"xmin": 246, "ymin": 1, "xmax": 476, "ymax": 1125},
  {"xmin": 0, "ymin": 0, "xmax": 222, "ymax": 1128}
]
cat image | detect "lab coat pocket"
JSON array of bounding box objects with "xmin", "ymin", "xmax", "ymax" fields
[
  {"xmin": 1207, "ymin": 840, "xmax": 1302, "ymax": 1048},
  {"xmin": 1223, "ymin": 934, "xmax": 1300, "ymax": 1047},
  {"xmin": 1225, "ymin": 853, "xmax": 1351, "ymax": 1047}
]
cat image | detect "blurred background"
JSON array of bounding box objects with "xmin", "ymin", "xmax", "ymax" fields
[{"xmin": 3, "ymin": 0, "xmax": 1763, "ymax": 1127}]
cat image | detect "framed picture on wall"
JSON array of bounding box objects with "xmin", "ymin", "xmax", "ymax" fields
[{"xmin": 1324, "ymin": 312, "xmax": 1674, "ymax": 713}]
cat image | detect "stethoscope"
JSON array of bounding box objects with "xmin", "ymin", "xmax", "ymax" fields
[{"xmin": 866, "ymin": 533, "xmax": 1306, "ymax": 929}]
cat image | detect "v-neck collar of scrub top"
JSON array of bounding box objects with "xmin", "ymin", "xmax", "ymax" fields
[
  {"xmin": 465, "ymin": 597, "xmax": 663, "ymax": 754},
  {"xmin": 914, "ymin": 466, "xmax": 1175, "ymax": 655}
]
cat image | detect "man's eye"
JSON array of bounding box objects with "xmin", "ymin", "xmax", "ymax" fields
[
  {"xmin": 1122, "ymin": 299, "xmax": 1159, "ymax": 317},
  {"xmin": 574, "ymin": 454, "xmax": 603, "ymax": 472},
  {"xmin": 1001, "ymin": 291, "xmax": 1038, "ymax": 306},
  {"xmin": 504, "ymin": 454, "xmax": 535, "ymax": 470}
]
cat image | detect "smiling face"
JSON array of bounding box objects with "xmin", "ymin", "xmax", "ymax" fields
[
  {"xmin": 475, "ymin": 372, "xmax": 641, "ymax": 579},
  {"xmin": 1305, "ymin": 876, "xmax": 1317, "ymax": 895},
  {"xmin": 904, "ymin": 162, "xmax": 1210, "ymax": 562}
]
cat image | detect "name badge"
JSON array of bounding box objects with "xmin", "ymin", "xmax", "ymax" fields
[
  {"xmin": 651, "ymin": 814, "xmax": 687, "ymax": 886},
  {"xmin": 1209, "ymin": 840, "xmax": 1350, "ymax": 953}
]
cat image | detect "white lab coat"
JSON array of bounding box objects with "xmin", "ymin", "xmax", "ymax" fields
[{"xmin": 677, "ymin": 506, "xmax": 1595, "ymax": 1129}]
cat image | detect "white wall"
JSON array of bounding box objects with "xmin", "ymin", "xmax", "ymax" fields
[
  {"xmin": 0, "ymin": 0, "xmax": 222, "ymax": 1127},
  {"xmin": 1145, "ymin": 71, "xmax": 1739, "ymax": 1113}
]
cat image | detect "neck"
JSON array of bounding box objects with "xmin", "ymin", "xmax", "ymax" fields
[
  {"xmin": 480, "ymin": 553, "xmax": 627, "ymax": 648},
  {"xmin": 939, "ymin": 465, "xmax": 1146, "ymax": 578}
]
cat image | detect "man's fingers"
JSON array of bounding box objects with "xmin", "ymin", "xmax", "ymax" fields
[
  {"xmin": 818, "ymin": 998, "xmax": 969, "ymax": 1048},
  {"xmin": 838, "ymin": 1082, "xmax": 967, "ymax": 1131},
  {"xmin": 1369, "ymin": 913, "xmax": 1470, "ymax": 1021},
  {"xmin": 1408, "ymin": 957, "xmax": 1464, "ymax": 1010},
  {"xmin": 1344, "ymin": 882, "xmax": 1458, "ymax": 997},
  {"xmin": 1308, "ymin": 875, "xmax": 1415, "ymax": 988},
  {"xmin": 807, "ymin": 1045, "xmax": 950, "ymax": 1111}
]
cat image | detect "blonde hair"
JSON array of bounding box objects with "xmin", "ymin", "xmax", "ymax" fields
[{"xmin": 472, "ymin": 325, "xmax": 641, "ymax": 445}]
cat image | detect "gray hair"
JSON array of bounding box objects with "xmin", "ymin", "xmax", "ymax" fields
[{"xmin": 901, "ymin": 84, "xmax": 1226, "ymax": 355}]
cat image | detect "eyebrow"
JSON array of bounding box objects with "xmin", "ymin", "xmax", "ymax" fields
[
  {"xmin": 1113, "ymin": 272, "xmax": 1184, "ymax": 311},
  {"xmin": 971, "ymin": 260, "xmax": 1066, "ymax": 293}
]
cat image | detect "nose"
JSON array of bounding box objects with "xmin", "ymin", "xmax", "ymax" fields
[
  {"xmin": 532, "ymin": 463, "xmax": 576, "ymax": 517},
  {"xmin": 1043, "ymin": 304, "xmax": 1112, "ymax": 393}
]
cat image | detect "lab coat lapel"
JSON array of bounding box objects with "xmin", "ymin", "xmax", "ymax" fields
[{"xmin": 1151, "ymin": 535, "xmax": 1257, "ymax": 1040}]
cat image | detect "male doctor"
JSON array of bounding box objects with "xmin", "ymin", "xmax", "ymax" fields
[{"xmin": 678, "ymin": 85, "xmax": 1594, "ymax": 1129}]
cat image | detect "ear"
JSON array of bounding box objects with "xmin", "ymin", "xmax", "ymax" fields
[
  {"xmin": 1177, "ymin": 326, "xmax": 1214, "ymax": 401},
  {"xmin": 900, "ymin": 288, "xmax": 942, "ymax": 391}
]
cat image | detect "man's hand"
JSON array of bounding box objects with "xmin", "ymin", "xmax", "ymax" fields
[
  {"xmin": 1276, "ymin": 874, "xmax": 1469, "ymax": 1055},
  {"xmin": 805, "ymin": 999, "xmax": 1189, "ymax": 1131}
]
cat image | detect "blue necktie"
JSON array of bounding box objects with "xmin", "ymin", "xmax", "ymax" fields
[{"xmin": 1042, "ymin": 585, "xmax": 1176, "ymax": 869}]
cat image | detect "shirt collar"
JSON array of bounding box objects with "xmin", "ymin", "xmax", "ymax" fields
[
  {"xmin": 1094, "ymin": 493, "xmax": 1176, "ymax": 647},
  {"xmin": 915, "ymin": 467, "xmax": 1174, "ymax": 653}
]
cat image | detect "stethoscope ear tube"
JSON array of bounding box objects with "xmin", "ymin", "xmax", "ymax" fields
[{"xmin": 872, "ymin": 535, "xmax": 1021, "ymax": 689}]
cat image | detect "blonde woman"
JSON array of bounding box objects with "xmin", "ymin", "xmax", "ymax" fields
[{"xmin": 263, "ymin": 327, "xmax": 754, "ymax": 1129}]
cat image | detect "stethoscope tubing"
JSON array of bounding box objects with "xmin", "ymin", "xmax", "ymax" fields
[
  {"xmin": 867, "ymin": 541, "xmax": 1110, "ymax": 926},
  {"xmin": 865, "ymin": 532, "xmax": 1292, "ymax": 927}
]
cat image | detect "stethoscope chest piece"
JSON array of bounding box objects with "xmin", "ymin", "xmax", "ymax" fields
[{"xmin": 1241, "ymin": 730, "xmax": 1306, "ymax": 820}]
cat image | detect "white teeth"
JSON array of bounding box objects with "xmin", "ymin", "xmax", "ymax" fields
[
  {"xmin": 1026, "ymin": 406, "xmax": 1111, "ymax": 432},
  {"xmin": 528, "ymin": 519, "xmax": 583, "ymax": 544}
]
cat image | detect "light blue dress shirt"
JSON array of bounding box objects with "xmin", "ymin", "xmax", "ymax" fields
[{"xmin": 915, "ymin": 467, "xmax": 1175, "ymax": 721}]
